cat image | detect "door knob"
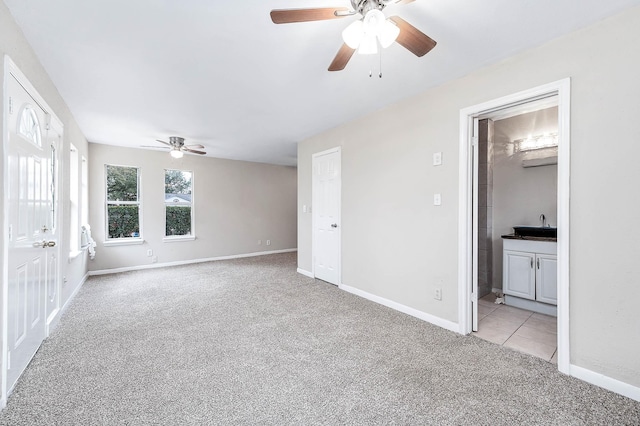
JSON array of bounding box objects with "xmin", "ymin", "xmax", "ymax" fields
[
  {"xmin": 33, "ymin": 240, "xmax": 56, "ymax": 248},
  {"xmin": 331, "ymin": 223, "xmax": 338, "ymax": 228}
]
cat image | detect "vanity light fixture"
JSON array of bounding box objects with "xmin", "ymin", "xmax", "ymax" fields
[{"xmin": 514, "ymin": 132, "xmax": 558, "ymax": 152}]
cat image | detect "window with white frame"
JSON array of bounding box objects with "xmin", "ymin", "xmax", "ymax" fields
[
  {"xmin": 164, "ymin": 169, "xmax": 192, "ymax": 238},
  {"xmin": 106, "ymin": 165, "xmax": 141, "ymax": 240},
  {"xmin": 70, "ymin": 144, "xmax": 79, "ymax": 252},
  {"xmin": 81, "ymin": 156, "xmax": 88, "ymax": 227}
]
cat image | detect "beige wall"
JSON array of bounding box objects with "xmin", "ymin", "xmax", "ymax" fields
[
  {"xmin": 88, "ymin": 144, "xmax": 297, "ymax": 271},
  {"xmin": 1, "ymin": 2, "xmax": 90, "ymax": 402},
  {"xmin": 492, "ymin": 107, "xmax": 558, "ymax": 290},
  {"xmin": 298, "ymin": 7, "xmax": 640, "ymax": 388}
]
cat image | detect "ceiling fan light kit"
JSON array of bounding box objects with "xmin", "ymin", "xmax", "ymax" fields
[
  {"xmin": 342, "ymin": 9, "xmax": 400, "ymax": 53},
  {"xmin": 271, "ymin": 0, "xmax": 435, "ymax": 71},
  {"xmin": 170, "ymin": 148, "xmax": 184, "ymax": 159}
]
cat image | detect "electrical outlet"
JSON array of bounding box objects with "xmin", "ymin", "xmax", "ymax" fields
[
  {"xmin": 434, "ymin": 287, "xmax": 442, "ymax": 301},
  {"xmin": 147, "ymin": 249, "xmax": 153, "ymax": 257},
  {"xmin": 152, "ymin": 256, "xmax": 158, "ymax": 264},
  {"xmin": 434, "ymin": 193, "xmax": 442, "ymax": 206},
  {"xmin": 266, "ymin": 240, "xmax": 271, "ymax": 246},
  {"xmin": 258, "ymin": 240, "xmax": 262, "ymax": 245}
]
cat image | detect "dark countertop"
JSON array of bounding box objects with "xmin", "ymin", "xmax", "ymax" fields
[{"xmin": 502, "ymin": 234, "xmax": 557, "ymax": 242}]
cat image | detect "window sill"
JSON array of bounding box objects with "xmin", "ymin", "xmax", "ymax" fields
[
  {"xmin": 68, "ymin": 250, "xmax": 83, "ymax": 262},
  {"xmin": 163, "ymin": 236, "xmax": 196, "ymax": 243},
  {"xmin": 103, "ymin": 238, "xmax": 144, "ymax": 247}
]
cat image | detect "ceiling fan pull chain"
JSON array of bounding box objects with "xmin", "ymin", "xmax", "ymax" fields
[{"xmin": 379, "ymin": 48, "xmax": 383, "ymax": 78}]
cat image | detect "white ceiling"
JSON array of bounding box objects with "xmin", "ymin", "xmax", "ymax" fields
[{"xmin": 5, "ymin": 0, "xmax": 640, "ymax": 166}]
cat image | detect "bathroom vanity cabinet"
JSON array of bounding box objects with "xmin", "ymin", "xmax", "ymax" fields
[{"xmin": 502, "ymin": 238, "xmax": 557, "ymax": 315}]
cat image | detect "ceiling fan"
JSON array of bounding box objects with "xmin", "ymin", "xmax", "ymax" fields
[
  {"xmin": 270, "ymin": 0, "xmax": 436, "ymax": 71},
  {"xmin": 143, "ymin": 136, "xmax": 206, "ymax": 159}
]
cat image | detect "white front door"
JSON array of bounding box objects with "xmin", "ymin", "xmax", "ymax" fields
[
  {"xmin": 312, "ymin": 148, "xmax": 341, "ymax": 285},
  {"xmin": 6, "ymin": 73, "xmax": 58, "ymax": 393}
]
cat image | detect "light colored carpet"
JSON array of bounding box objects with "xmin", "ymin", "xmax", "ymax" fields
[{"xmin": 1, "ymin": 252, "xmax": 638, "ymax": 425}]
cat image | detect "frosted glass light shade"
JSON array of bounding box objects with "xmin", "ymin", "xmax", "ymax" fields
[
  {"xmin": 378, "ymin": 19, "xmax": 400, "ymax": 48},
  {"xmin": 170, "ymin": 149, "xmax": 184, "ymax": 159},
  {"xmin": 342, "ymin": 20, "xmax": 364, "ymax": 49},
  {"xmin": 359, "ymin": 33, "xmax": 378, "ymax": 55}
]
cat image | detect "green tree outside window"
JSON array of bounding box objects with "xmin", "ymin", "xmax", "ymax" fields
[{"xmin": 106, "ymin": 165, "xmax": 140, "ymax": 239}]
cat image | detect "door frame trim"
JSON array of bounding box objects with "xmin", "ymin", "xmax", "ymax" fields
[
  {"xmin": 457, "ymin": 78, "xmax": 571, "ymax": 375},
  {"xmin": 311, "ymin": 146, "xmax": 341, "ymax": 285},
  {"xmin": 2, "ymin": 56, "xmax": 63, "ymax": 406}
]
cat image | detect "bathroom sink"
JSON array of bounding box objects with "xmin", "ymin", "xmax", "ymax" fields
[{"xmin": 513, "ymin": 226, "xmax": 557, "ymax": 238}]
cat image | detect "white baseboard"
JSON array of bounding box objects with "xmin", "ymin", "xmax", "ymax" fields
[
  {"xmin": 60, "ymin": 272, "xmax": 89, "ymax": 314},
  {"xmin": 88, "ymin": 248, "xmax": 298, "ymax": 276},
  {"xmin": 569, "ymin": 364, "xmax": 640, "ymax": 402},
  {"xmin": 46, "ymin": 272, "xmax": 90, "ymax": 336},
  {"xmin": 297, "ymin": 268, "xmax": 314, "ymax": 278},
  {"xmin": 339, "ymin": 283, "xmax": 459, "ymax": 334}
]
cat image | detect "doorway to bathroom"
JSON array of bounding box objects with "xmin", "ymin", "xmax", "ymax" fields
[{"xmin": 458, "ymin": 79, "xmax": 571, "ymax": 374}]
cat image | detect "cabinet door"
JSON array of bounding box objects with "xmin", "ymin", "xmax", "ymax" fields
[
  {"xmin": 536, "ymin": 254, "xmax": 557, "ymax": 305},
  {"xmin": 503, "ymin": 250, "xmax": 536, "ymax": 300}
]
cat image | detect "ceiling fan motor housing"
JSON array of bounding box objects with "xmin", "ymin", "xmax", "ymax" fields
[
  {"xmin": 169, "ymin": 136, "xmax": 185, "ymax": 147},
  {"xmin": 352, "ymin": 0, "xmax": 386, "ymax": 15}
]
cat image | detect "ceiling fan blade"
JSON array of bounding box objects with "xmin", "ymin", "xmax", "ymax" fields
[
  {"xmin": 395, "ymin": 0, "xmax": 416, "ymax": 4},
  {"xmin": 389, "ymin": 16, "xmax": 437, "ymax": 57},
  {"xmin": 141, "ymin": 145, "xmax": 168, "ymax": 149},
  {"xmin": 328, "ymin": 43, "xmax": 356, "ymax": 71},
  {"xmin": 185, "ymin": 144, "xmax": 205, "ymax": 149},
  {"xmin": 155, "ymin": 139, "xmax": 171, "ymax": 146},
  {"xmin": 270, "ymin": 7, "xmax": 349, "ymax": 24},
  {"xmin": 183, "ymin": 148, "xmax": 206, "ymax": 155}
]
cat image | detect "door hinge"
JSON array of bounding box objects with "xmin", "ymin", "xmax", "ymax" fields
[
  {"xmin": 9, "ymin": 96, "xmax": 14, "ymax": 114},
  {"xmin": 472, "ymin": 136, "xmax": 478, "ymax": 147},
  {"xmin": 8, "ymin": 225, "xmax": 12, "ymax": 242}
]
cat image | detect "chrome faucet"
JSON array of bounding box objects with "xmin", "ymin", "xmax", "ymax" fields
[{"xmin": 540, "ymin": 213, "xmax": 547, "ymax": 228}]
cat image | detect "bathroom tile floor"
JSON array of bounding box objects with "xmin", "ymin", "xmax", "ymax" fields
[{"xmin": 473, "ymin": 293, "xmax": 558, "ymax": 363}]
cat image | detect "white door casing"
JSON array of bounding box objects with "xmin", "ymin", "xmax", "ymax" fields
[
  {"xmin": 4, "ymin": 59, "xmax": 61, "ymax": 397},
  {"xmin": 312, "ymin": 148, "xmax": 341, "ymax": 285},
  {"xmin": 471, "ymin": 119, "xmax": 479, "ymax": 332},
  {"xmin": 458, "ymin": 78, "xmax": 571, "ymax": 374}
]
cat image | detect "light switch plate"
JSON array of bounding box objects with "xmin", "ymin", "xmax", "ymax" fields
[
  {"xmin": 434, "ymin": 193, "xmax": 442, "ymax": 206},
  {"xmin": 433, "ymin": 152, "xmax": 442, "ymax": 166}
]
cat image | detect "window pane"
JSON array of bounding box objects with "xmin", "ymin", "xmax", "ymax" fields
[
  {"xmin": 107, "ymin": 165, "xmax": 138, "ymax": 202},
  {"xmin": 166, "ymin": 206, "xmax": 191, "ymax": 236},
  {"xmin": 165, "ymin": 170, "xmax": 192, "ymax": 196},
  {"xmin": 107, "ymin": 205, "xmax": 140, "ymax": 238}
]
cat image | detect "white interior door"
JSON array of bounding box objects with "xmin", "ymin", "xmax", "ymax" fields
[
  {"xmin": 312, "ymin": 148, "xmax": 341, "ymax": 285},
  {"xmin": 6, "ymin": 74, "xmax": 57, "ymax": 393}
]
